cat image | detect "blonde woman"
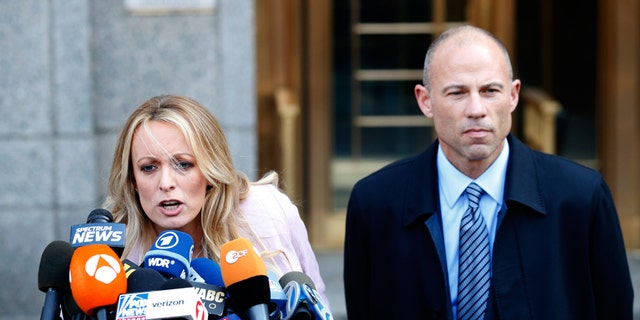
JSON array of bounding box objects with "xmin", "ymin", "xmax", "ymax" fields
[{"xmin": 103, "ymin": 94, "xmax": 327, "ymax": 302}]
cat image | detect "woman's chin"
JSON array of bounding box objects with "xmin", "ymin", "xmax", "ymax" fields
[{"xmin": 154, "ymin": 220, "xmax": 188, "ymax": 232}]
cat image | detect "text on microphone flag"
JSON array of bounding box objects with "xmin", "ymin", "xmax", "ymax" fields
[
  {"xmin": 116, "ymin": 287, "xmax": 208, "ymax": 320},
  {"xmin": 70, "ymin": 223, "xmax": 125, "ymax": 247}
]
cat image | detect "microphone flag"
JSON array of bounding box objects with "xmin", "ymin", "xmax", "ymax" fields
[
  {"xmin": 69, "ymin": 244, "xmax": 127, "ymax": 316},
  {"xmin": 144, "ymin": 230, "xmax": 194, "ymax": 279},
  {"xmin": 69, "ymin": 208, "xmax": 126, "ymax": 257},
  {"xmin": 116, "ymin": 287, "xmax": 208, "ymax": 320},
  {"xmin": 280, "ymin": 271, "xmax": 334, "ymax": 320}
]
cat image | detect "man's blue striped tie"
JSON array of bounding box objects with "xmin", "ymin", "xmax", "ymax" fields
[{"xmin": 457, "ymin": 182, "xmax": 490, "ymax": 320}]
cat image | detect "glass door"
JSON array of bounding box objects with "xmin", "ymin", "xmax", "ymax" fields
[{"xmin": 331, "ymin": 0, "xmax": 467, "ymax": 210}]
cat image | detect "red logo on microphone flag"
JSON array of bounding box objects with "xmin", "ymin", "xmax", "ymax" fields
[{"xmin": 195, "ymin": 299, "xmax": 207, "ymax": 320}]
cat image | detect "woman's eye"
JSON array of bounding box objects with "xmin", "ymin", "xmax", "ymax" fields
[
  {"xmin": 140, "ymin": 164, "xmax": 156, "ymax": 172},
  {"xmin": 175, "ymin": 161, "xmax": 194, "ymax": 170}
]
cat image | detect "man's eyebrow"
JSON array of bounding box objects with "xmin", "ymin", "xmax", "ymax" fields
[
  {"xmin": 441, "ymin": 84, "xmax": 466, "ymax": 94},
  {"xmin": 440, "ymin": 81, "xmax": 506, "ymax": 94},
  {"xmin": 482, "ymin": 81, "xmax": 505, "ymax": 89}
]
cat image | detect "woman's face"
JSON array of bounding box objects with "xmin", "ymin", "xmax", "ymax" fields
[{"xmin": 131, "ymin": 120, "xmax": 208, "ymax": 235}]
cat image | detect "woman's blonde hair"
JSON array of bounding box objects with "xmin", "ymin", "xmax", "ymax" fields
[{"xmin": 103, "ymin": 94, "xmax": 254, "ymax": 262}]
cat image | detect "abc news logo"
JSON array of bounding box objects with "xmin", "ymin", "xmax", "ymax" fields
[{"xmin": 191, "ymin": 282, "xmax": 227, "ymax": 315}]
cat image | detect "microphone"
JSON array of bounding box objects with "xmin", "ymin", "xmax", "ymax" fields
[
  {"xmin": 62, "ymin": 294, "xmax": 87, "ymax": 320},
  {"xmin": 86, "ymin": 208, "xmax": 114, "ymax": 223},
  {"xmin": 162, "ymin": 277, "xmax": 193, "ymax": 290},
  {"xmin": 69, "ymin": 208, "xmax": 126, "ymax": 257},
  {"xmin": 220, "ymin": 237, "xmax": 270, "ymax": 320},
  {"xmin": 115, "ymin": 285, "xmax": 208, "ymax": 320},
  {"xmin": 159, "ymin": 279, "xmax": 197, "ymax": 320},
  {"xmin": 190, "ymin": 257, "xmax": 224, "ymax": 286},
  {"xmin": 38, "ymin": 240, "xmax": 74, "ymax": 320},
  {"xmin": 279, "ymin": 271, "xmax": 334, "ymax": 320},
  {"xmin": 189, "ymin": 257, "xmax": 228, "ymax": 317},
  {"xmin": 69, "ymin": 244, "xmax": 127, "ymax": 320},
  {"xmin": 267, "ymin": 270, "xmax": 288, "ymax": 320},
  {"xmin": 144, "ymin": 230, "xmax": 194, "ymax": 279},
  {"xmin": 122, "ymin": 258, "xmax": 142, "ymax": 278},
  {"xmin": 127, "ymin": 268, "xmax": 167, "ymax": 293}
]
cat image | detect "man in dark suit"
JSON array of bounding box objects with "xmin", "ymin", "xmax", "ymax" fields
[{"xmin": 343, "ymin": 25, "xmax": 633, "ymax": 319}]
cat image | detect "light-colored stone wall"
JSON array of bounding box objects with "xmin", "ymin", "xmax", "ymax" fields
[{"xmin": 0, "ymin": 0, "xmax": 255, "ymax": 318}]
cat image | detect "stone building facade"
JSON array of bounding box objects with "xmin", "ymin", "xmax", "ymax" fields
[{"xmin": 0, "ymin": 1, "xmax": 256, "ymax": 318}]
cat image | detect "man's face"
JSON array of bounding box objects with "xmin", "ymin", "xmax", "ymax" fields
[{"xmin": 416, "ymin": 35, "xmax": 520, "ymax": 175}]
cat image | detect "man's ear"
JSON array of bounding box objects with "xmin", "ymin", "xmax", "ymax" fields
[
  {"xmin": 415, "ymin": 84, "xmax": 434, "ymax": 118},
  {"xmin": 510, "ymin": 79, "xmax": 521, "ymax": 113}
]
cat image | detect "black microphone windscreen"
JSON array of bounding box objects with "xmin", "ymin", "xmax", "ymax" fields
[
  {"xmin": 62, "ymin": 294, "xmax": 84, "ymax": 318},
  {"xmin": 227, "ymin": 275, "xmax": 270, "ymax": 313},
  {"xmin": 38, "ymin": 240, "xmax": 74, "ymax": 293},
  {"xmin": 126, "ymin": 268, "xmax": 166, "ymax": 293},
  {"xmin": 291, "ymin": 309, "xmax": 313, "ymax": 320},
  {"xmin": 161, "ymin": 278, "xmax": 193, "ymax": 290},
  {"xmin": 86, "ymin": 208, "xmax": 114, "ymax": 223},
  {"xmin": 278, "ymin": 271, "xmax": 316, "ymax": 290}
]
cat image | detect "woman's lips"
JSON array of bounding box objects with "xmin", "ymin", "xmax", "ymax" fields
[{"xmin": 159, "ymin": 200, "xmax": 183, "ymax": 215}]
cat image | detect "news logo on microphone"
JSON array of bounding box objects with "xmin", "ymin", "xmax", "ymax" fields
[
  {"xmin": 116, "ymin": 287, "xmax": 208, "ymax": 320},
  {"xmin": 280, "ymin": 271, "xmax": 334, "ymax": 320},
  {"xmin": 70, "ymin": 224, "xmax": 125, "ymax": 247},
  {"xmin": 116, "ymin": 292, "xmax": 149, "ymax": 319},
  {"xmin": 191, "ymin": 282, "xmax": 227, "ymax": 316},
  {"xmin": 144, "ymin": 230, "xmax": 194, "ymax": 279},
  {"xmin": 220, "ymin": 238, "xmax": 271, "ymax": 320},
  {"xmin": 69, "ymin": 244, "xmax": 127, "ymax": 317},
  {"xmin": 69, "ymin": 208, "xmax": 126, "ymax": 257}
]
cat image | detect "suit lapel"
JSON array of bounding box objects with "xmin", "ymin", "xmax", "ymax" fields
[
  {"xmin": 490, "ymin": 134, "xmax": 547, "ymax": 319},
  {"xmin": 399, "ymin": 140, "xmax": 454, "ymax": 319}
]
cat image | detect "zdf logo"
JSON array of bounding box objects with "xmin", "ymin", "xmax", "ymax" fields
[{"xmin": 225, "ymin": 249, "xmax": 248, "ymax": 264}]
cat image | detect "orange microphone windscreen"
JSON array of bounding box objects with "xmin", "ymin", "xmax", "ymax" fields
[
  {"xmin": 69, "ymin": 244, "xmax": 127, "ymax": 315},
  {"xmin": 220, "ymin": 237, "xmax": 267, "ymax": 287}
]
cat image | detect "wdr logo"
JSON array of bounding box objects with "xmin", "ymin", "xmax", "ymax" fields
[{"xmin": 146, "ymin": 257, "xmax": 175, "ymax": 269}]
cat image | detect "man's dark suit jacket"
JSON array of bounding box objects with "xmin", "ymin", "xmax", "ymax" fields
[{"xmin": 344, "ymin": 134, "xmax": 633, "ymax": 319}]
